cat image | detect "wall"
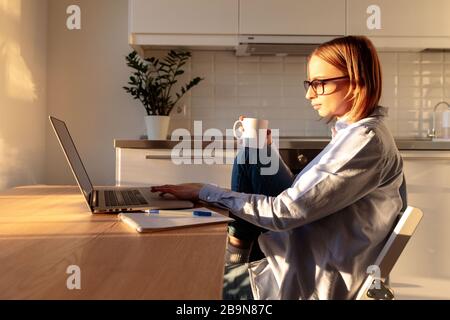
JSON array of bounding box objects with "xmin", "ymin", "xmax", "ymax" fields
[
  {"xmin": 46, "ymin": 0, "xmax": 144, "ymax": 186},
  {"xmin": 0, "ymin": 0, "xmax": 47, "ymax": 191}
]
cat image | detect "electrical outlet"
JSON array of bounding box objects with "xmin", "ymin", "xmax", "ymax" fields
[{"xmin": 173, "ymin": 104, "xmax": 187, "ymax": 118}]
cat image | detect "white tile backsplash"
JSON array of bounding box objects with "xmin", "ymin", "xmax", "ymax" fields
[
  {"xmin": 398, "ymin": 63, "xmax": 421, "ymax": 76},
  {"xmin": 238, "ymin": 62, "xmax": 259, "ymax": 74},
  {"xmin": 164, "ymin": 50, "xmax": 450, "ymax": 138},
  {"xmin": 284, "ymin": 63, "xmax": 305, "ymax": 74},
  {"xmin": 215, "ymin": 74, "xmax": 237, "ymax": 85},
  {"xmin": 215, "ymin": 62, "xmax": 237, "ymax": 74},
  {"xmin": 260, "ymin": 74, "xmax": 283, "ymax": 85},
  {"xmin": 260, "ymin": 97, "xmax": 283, "ymax": 108},
  {"xmin": 421, "ymin": 52, "xmax": 444, "ymax": 63},
  {"xmin": 215, "ymin": 85, "xmax": 237, "ymax": 98},
  {"xmin": 238, "ymin": 74, "xmax": 258, "ymax": 85},
  {"xmin": 444, "ymin": 64, "xmax": 450, "ymax": 76}
]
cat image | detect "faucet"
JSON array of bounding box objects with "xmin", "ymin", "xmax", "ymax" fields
[{"xmin": 427, "ymin": 101, "xmax": 450, "ymax": 138}]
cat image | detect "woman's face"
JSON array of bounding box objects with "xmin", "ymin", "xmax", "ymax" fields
[{"xmin": 305, "ymin": 55, "xmax": 352, "ymax": 119}]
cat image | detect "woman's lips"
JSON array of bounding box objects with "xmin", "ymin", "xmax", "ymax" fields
[{"xmin": 312, "ymin": 104, "xmax": 321, "ymax": 110}]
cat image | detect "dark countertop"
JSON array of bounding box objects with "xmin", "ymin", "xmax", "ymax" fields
[{"xmin": 114, "ymin": 137, "xmax": 450, "ymax": 151}]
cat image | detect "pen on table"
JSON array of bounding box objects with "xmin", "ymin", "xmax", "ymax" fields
[{"xmin": 146, "ymin": 209, "xmax": 212, "ymax": 217}]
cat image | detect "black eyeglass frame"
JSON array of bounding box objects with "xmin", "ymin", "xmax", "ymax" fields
[{"xmin": 303, "ymin": 76, "xmax": 349, "ymax": 95}]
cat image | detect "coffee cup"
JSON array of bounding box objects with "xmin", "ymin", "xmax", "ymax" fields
[{"xmin": 233, "ymin": 117, "xmax": 269, "ymax": 148}]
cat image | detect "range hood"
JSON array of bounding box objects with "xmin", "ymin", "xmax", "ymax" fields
[{"xmin": 235, "ymin": 35, "xmax": 340, "ymax": 56}]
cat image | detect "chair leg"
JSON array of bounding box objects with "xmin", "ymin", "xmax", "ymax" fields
[{"xmin": 366, "ymin": 279, "xmax": 395, "ymax": 300}]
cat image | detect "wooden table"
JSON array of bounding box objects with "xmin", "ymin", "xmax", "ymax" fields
[{"xmin": 0, "ymin": 186, "xmax": 229, "ymax": 299}]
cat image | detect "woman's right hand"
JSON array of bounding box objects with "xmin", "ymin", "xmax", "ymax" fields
[
  {"xmin": 150, "ymin": 183, "xmax": 205, "ymax": 202},
  {"xmin": 238, "ymin": 115, "xmax": 272, "ymax": 145}
]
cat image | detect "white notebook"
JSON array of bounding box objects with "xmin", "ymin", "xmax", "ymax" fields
[{"xmin": 119, "ymin": 207, "xmax": 234, "ymax": 233}]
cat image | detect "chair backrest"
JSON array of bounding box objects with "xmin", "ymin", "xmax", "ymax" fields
[{"xmin": 355, "ymin": 206, "xmax": 423, "ymax": 300}]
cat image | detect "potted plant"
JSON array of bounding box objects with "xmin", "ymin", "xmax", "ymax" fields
[{"xmin": 123, "ymin": 50, "xmax": 203, "ymax": 140}]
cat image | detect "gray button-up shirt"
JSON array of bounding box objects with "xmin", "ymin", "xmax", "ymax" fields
[{"xmin": 199, "ymin": 106, "xmax": 404, "ymax": 300}]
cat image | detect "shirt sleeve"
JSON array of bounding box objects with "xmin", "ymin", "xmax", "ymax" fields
[{"xmin": 199, "ymin": 126, "xmax": 388, "ymax": 231}]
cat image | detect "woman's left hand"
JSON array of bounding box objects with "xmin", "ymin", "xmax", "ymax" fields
[{"xmin": 150, "ymin": 183, "xmax": 205, "ymax": 202}]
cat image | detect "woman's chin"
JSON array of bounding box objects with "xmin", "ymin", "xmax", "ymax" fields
[{"xmin": 317, "ymin": 109, "xmax": 328, "ymax": 118}]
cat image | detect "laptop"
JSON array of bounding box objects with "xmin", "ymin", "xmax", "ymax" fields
[{"xmin": 49, "ymin": 116, "xmax": 194, "ymax": 213}]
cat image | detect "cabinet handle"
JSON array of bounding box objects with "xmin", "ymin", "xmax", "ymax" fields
[
  {"xmin": 145, "ymin": 155, "xmax": 234, "ymax": 161},
  {"xmin": 146, "ymin": 155, "xmax": 197, "ymax": 161},
  {"xmin": 145, "ymin": 155, "xmax": 173, "ymax": 160}
]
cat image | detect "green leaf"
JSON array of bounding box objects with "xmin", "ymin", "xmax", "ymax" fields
[{"xmin": 123, "ymin": 50, "xmax": 203, "ymax": 115}]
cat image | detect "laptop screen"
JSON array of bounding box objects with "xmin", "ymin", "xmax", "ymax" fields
[{"xmin": 49, "ymin": 116, "xmax": 94, "ymax": 205}]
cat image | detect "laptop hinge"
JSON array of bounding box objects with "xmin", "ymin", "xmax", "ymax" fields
[{"xmin": 90, "ymin": 190, "xmax": 99, "ymax": 208}]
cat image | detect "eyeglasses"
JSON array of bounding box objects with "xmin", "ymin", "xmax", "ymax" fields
[{"xmin": 303, "ymin": 76, "xmax": 349, "ymax": 95}]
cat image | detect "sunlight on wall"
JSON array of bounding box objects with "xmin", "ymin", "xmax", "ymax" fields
[
  {"xmin": 0, "ymin": 138, "xmax": 19, "ymax": 190},
  {"xmin": 0, "ymin": 0, "xmax": 36, "ymax": 102},
  {"xmin": 0, "ymin": 0, "xmax": 44, "ymax": 191},
  {"xmin": 2, "ymin": 42, "xmax": 37, "ymax": 102},
  {"xmin": 0, "ymin": 0, "xmax": 21, "ymax": 19}
]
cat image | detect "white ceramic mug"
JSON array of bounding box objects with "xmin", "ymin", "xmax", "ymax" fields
[{"xmin": 233, "ymin": 117, "xmax": 269, "ymax": 148}]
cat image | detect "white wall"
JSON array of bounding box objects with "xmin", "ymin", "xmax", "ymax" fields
[
  {"xmin": 0, "ymin": 0, "xmax": 47, "ymax": 191},
  {"xmin": 46, "ymin": 0, "xmax": 145, "ymax": 186}
]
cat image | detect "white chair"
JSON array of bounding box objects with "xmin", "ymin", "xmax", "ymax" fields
[{"xmin": 355, "ymin": 206, "xmax": 424, "ymax": 300}]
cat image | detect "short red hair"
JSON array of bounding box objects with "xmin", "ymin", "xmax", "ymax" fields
[{"xmin": 310, "ymin": 36, "xmax": 382, "ymax": 122}]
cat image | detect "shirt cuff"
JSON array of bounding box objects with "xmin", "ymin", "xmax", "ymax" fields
[{"xmin": 199, "ymin": 184, "xmax": 226, "ymax": 203}]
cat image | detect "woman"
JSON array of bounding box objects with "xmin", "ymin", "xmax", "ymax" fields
[{"xmin": 151, "ymin": 35, "xmax": 407, "ymax": 300}]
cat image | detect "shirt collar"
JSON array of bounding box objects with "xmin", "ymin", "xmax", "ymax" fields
[{"xmin": 332, "ymin": 106, "xmax": 388, "ymax": 137}]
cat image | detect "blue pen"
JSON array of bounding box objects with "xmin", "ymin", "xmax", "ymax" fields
[
  {"xmin": 147, "ymin": 209, "xmax": 212, "ymax": 217},
  {"xmin": 193, "ymin": 210, "xmax": 212, "ymax": 217}
]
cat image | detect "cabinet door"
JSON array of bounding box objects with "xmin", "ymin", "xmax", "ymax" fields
[
  {"xmin": 347, "ymin": 0, "xmax": 450, "ymax": 37},
  {"xmin": 130, "ymin": 0, "xmax": 238, "ymax": 34},
  {"xmin": 239, "ymin": 0, "xmax": 345, "ymax": 35},
  {"xmin": 116, "ymin": 148, "xmax": 235, "ymax": 188},
  {"xmin": 391, "ymin": 151, "xmax": 450, "ymax": 281}
]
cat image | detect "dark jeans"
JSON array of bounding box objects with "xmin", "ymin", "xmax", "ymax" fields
[
  {"xmin": 228, "ymin": 146, "xmax": 294, "ymax": 261},
  {"xmin": 223, "ymin": 146, "xmax": 294, "ymax": 300},
  {"xmin": 223, "ymin": 263, "xmax": 254, "ymax": 300}
]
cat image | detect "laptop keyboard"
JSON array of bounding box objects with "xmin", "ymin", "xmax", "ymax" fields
[{"xmin": 104, "ymin": 190, "xmax": 148, "ymax": 207}]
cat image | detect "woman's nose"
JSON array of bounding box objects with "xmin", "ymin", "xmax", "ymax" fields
[{"xmin": 305, "ymin": 86, "xmax": 316, "ymax": 100}]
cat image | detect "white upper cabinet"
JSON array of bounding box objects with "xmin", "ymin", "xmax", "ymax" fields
[
  {"xmin": 129, "ymin": 0, "xmax": 238, "ymax": 35},
  {"xmin": 347, "ymin": 0, "xmax": 450, "ymax": 48},
  {"xmin": 239, "ymin": 0, "xmax": 346, "ymax": 36},
  {"xmin": 128, "ymin": 0, "xmax": 450, "ymax": 52},
  {"xmin": 129, "ymin": 0, "xmax": 239, "ymax": 49}
]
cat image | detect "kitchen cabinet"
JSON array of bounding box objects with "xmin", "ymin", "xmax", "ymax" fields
[
  {"xmin": 116, "ymin": 148, "xmax": 236, "ymax": 188},
  {"xmin": 129, "ymin": 0, "xmax": 238, "ymax": 35},
  {"xmin": 128, "ymin": 0, "xmax": 239, "ymax": 51},
  {"xmin": 391, "ymin": 151, "xmax": 450, "ymax": 284},
  {"xmin": 347, "ymin": 0, "xmax": 450, "ymax": 48},
  {"xmin": 239, "ymin": 0, "xmax": 346, "ymax": 36},
  {"xmin": 128, "ymin": 0, "xmax": 450, "ymax": 53}
]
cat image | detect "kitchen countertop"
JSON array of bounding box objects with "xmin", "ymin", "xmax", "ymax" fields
[{"xmin": 114, "ymin": 137, "xmax": 450, "ymax": 151}]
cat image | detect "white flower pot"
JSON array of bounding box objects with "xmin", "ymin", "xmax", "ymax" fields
[{"xmin": 144, "ymin": 115, "xmax": 170, "ymax": 140}]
